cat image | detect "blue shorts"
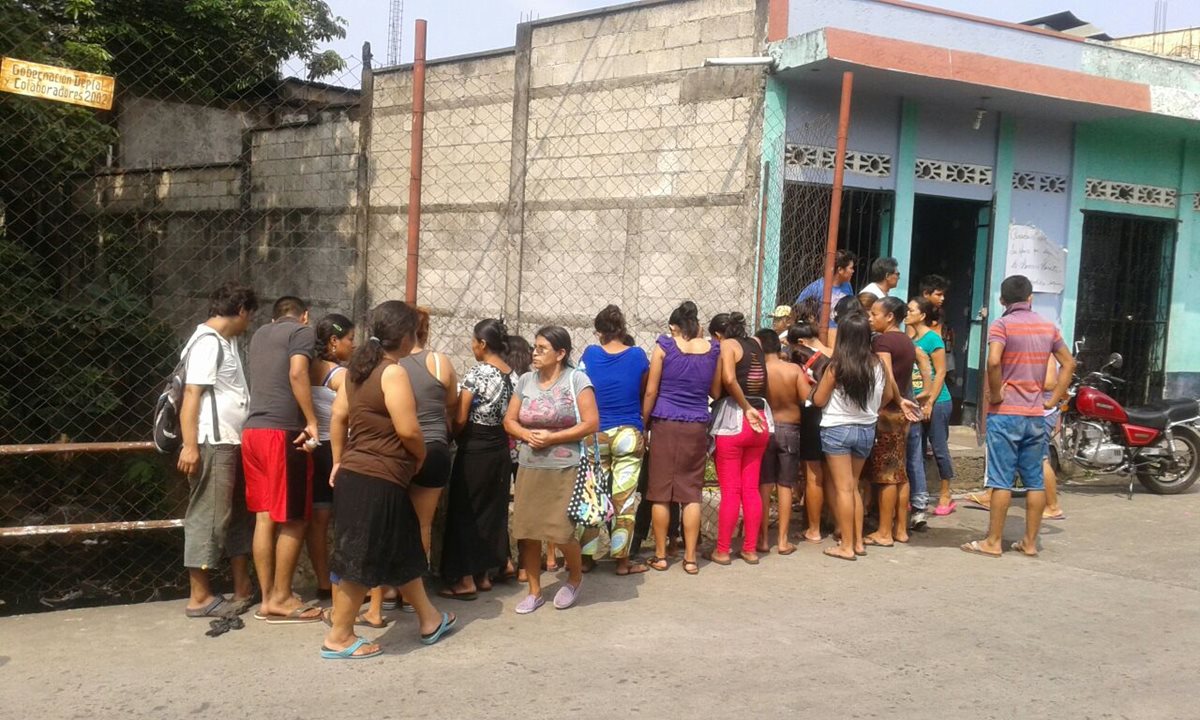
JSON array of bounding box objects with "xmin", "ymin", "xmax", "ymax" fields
[
  {"xmin": 986, "ymin": 414, "xmax": 1046, "ymax": 491},
  {"xmin": 1043, "ymin": 410, "xmax": 1059, "ymax": 461},
  {"xmin": 820, "ymin": 424, "xmax": 876, "ymax": 459}
]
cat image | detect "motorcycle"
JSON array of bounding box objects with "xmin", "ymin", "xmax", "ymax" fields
[{"xmin": 1056, "ymin": 350, "xmax": 1200, "ymax": 497}]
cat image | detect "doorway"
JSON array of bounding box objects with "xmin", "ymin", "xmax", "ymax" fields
[
  {"xmin": 1075, "ymin": 213, "xmax": 1175, "ymax": 405},
  {"xmin": 908, "ymin": 195, "xmax": 991, "ymax": 423}
]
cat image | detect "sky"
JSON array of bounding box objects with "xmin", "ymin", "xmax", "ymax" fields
[{"xmin": 315, "ymin": 0, "xmax": 1200, "ymax": 72}]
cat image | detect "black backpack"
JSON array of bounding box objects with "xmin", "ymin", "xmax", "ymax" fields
[{"xmin": 153, "ymin": 332, "xmax": 224, "ymax": 454}]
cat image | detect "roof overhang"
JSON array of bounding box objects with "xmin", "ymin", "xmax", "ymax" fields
[{"xmin": 768, "ymin": 27, "xmax": 1200, "ymax": 124}]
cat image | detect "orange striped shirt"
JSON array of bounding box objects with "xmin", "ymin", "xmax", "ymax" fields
[{"xmin": 987, "ymin": 303, "xmax": 1065, "ymax": 417}]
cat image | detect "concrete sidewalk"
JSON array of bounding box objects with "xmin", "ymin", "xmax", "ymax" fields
[{"xmin": 2, "ymin": 480, "xmax": 1197, "ymax": 719}]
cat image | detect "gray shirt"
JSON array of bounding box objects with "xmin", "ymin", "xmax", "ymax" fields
[
  {"xmin": 514, "ymin": 369, "xmax": 593, "ymax": 469},
  {"xmin": 243, "ymin": 316, "xmax": 315, "ymax": 431}
]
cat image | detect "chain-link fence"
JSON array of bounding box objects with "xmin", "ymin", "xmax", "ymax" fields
[{"xmin": 2, "ymin": 3, "xmax": 838, "ymax": 614}]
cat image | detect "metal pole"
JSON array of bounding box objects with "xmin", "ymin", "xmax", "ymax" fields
[
  {"xmin": 352, "ymin": 42, "xmax": 375, "ymax": 325},
  {"xmin": 405, "ymin": 19, "xmax": 428, "ymax": 305},
  {"xmin": 0, "ymin": 441, "xmax": 155, "ymax": 456},
  {"xmin": 819, "ymin": 71, "xmax": 853, "ymax": 344},
  {"xmin": 754, "ymin": 161, "xmax": 771, "ymax": 328}
]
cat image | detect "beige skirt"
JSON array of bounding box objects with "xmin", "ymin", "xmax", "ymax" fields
[{"xmin": 511, "ymin": 466, "xmax": 577, "ymax": 545}]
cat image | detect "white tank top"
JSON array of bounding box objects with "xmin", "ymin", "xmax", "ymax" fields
[
  {"xmin": 313, "ymin": 365, "xmax": 346, "ymax": 441},
  {"xmin": 820, "ymin": 363, "xmax": 885, "ymax": 428}
]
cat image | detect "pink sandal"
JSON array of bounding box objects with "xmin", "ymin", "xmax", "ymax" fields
[{"xmin": 934, "ymin": 501, "xmax": 958, "ymax": 516}]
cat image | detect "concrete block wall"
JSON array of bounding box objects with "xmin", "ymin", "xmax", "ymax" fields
[
  {"xmin": 521, "ymin": 0, "xmax": 765, "ymax": 343},
  {"xmin": 250, "ymin": 118, "xmax": 359, "ymax": 209}
]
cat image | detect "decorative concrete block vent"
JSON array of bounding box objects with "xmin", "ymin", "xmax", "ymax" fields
[{"xmin": 1085, "ymin": 178, "xmax": 1179, "ymax": 209}]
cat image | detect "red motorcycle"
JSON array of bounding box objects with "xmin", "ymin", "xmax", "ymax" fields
[{"xmin": 1057, "ymin": 352, "xmax": 1200, "ymax": 497}]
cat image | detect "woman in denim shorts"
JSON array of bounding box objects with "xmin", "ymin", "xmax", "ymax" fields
[{"xmin": 812, "ymin": 313, "xmax": 901, "ymax": 561}]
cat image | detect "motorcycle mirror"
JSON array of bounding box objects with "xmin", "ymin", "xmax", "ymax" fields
[{"xmin": 1109, "ymin": 352, "xmax": 1124, "ymax": 370}]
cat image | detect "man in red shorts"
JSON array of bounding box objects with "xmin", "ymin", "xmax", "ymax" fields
[{"xmin": 242, "ymin": 296, "xmax": 321, "ymax": 622}]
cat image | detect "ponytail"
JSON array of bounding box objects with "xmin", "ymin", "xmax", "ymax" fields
[{"xmin": 348, "ymin": 301, "xmax": 418, "ymax": 384}]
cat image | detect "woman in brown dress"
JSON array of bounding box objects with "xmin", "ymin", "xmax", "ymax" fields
[{"xmin": 321, "ymin": 301, "xmax": 455, "ymax": 659}]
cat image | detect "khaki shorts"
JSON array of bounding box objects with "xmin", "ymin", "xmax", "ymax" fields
[{"xmin": 183, "ymin": 444, "xmax": 253, "ymax": 569}]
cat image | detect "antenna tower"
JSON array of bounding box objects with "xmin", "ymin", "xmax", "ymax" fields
[{"xmin": 388, "ymin": 0, "xmax": 404, "ymax": 65}]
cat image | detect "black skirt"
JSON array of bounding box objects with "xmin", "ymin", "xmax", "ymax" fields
[
  {"xmin": 330, "ymin": 468, "xmax": 427, "ymax": 588},
  {"xmin": 439, "ymin": 423, "xmax": 513, "ymax": 581}
]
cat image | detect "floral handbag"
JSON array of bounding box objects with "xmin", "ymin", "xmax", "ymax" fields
[{"xmin": 565, "ymin": 370, "xmax": 613, "ymax": 527}]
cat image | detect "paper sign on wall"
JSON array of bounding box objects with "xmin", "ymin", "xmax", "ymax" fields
[{"xmin": 1005, "ymin": 224, "xmax": 1065, "ymax": 294}]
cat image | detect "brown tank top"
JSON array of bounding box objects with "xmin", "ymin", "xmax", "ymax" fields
[{"xmin": 339, "ymin": 361, "xmax": 417, "ymax": 487}]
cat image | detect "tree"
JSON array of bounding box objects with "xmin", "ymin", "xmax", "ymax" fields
[{"xmin": 0, "ymin": 0, "xmax": 348, "ymax": 443}]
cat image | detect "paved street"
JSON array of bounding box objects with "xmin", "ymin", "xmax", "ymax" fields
[{"xmin": 2, "ymin": 479, "xmax": 1197, "ymax": 720}]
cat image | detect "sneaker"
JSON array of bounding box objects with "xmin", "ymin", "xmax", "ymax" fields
[
  {"xmin": 553, "ymin": 581, "xmax": 582, "ymax": 610},
  {"xmin": 515, "ymin": 594, "xmax": 545, "ymax": 615},
  {"xmin": 910, "ymin": 511, "xmax": 928, "ymax": 530}
]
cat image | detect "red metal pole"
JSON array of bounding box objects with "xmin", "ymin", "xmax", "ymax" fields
[
  {"xmin": 405, "ymin": 19, "xmax": 427, "ymax": 304},
  {"xmin": 819, "ymin": 71, "xmax": 853, "ymax": 344}
]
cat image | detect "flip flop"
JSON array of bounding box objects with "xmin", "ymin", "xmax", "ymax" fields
[
  {"xmin": 320, "ymin": 636, "xmax": 382, "ymax": 660},
  {"xmin": 615, "ymin": 562, "xmax": 649, "ymax": 576},
  {"xmin": 1010, "ymin": 541, "xmax": 1039, "ymax": 557},
  {"xmin": 741, "ymin": 553, "xmax": 761, "ymax": 565},
  {"xmin": 355, "ymin": 614, "xmax": 389, "ymax": 629},
  {"xmin": 264, "ymin": 605, "xmax": 322, "ymax": 624},
  {"xmin": 437, "ymin": 588, "xmax": 478, "ymax": 602},
  {"xmin": 965, "ymin": 494, "xmax": 991, "ymax": 510},
  {"xmin": 863, "ymin": 537, "xmax": 894, "ymax": 548},
  {"xmin": 185, "ymin": 595, "xmax": 227, "ymax": 618},
  {"xmin": 823, "ymin": 547, "xmax": 856, "ymax": 562},
  {"xmin": 960, "ymin": 540, "xmax": 1001, "ymax": 558},
  {"xmin": 1043, "ymin": 512, "xmax": 1066, "ymax": 520},
  {"xmin": 777, "ymin": 545, "xmax": 797, "ymax": 555},
  {"xmin": 801, "ymin": 535, "xmax": 824, "ymax": 544},
  {"xmin": 420, "ymin": 612, "xmax": 457, "ymax": 645}
]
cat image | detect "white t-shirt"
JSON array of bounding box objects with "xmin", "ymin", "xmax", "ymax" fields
[
  {"xmin": 183, "ymin": 325, "xmax": 249, "ymax": 445},
  {"xmin": 821, "ymin": 362, "xmax": 886, "ymax": 427},
  {"xmin": 860, "ymin": 282, "xmax": 892, "ymax": 299}
]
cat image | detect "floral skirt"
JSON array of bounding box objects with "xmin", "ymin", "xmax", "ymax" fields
[{"xmin": 865, "ymin": 406, "xmax": 910, "ymax": 485}]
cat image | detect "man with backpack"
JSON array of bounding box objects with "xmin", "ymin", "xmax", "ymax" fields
[{"xmin": 177, "ymin": 281, "xmax": 259, "ymax": 618}]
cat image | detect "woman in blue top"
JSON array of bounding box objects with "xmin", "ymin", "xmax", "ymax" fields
[
  {"xmin": 578, "ymin": 305, "xmax": 650, "ymax": 576},
  {"xmin": 907, "ymin": 297, "xmax": 955, "ymax": 520}
]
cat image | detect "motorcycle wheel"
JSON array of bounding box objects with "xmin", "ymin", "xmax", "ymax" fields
[{"xmin": 1137, "ymin": 425, "xmax": 1200, "ymax": 495}]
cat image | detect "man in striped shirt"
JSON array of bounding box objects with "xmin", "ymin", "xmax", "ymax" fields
[{"xmin": 962, "ymin": 275, "xmax": 1074, "ymax": 559}]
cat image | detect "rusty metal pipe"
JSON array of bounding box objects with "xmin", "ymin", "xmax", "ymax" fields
[
  {"xmin": 819, "ymin": 71, "xmax": 853, "ymax": 344},
  {"xmin": 0, "ymin": 441, "xmax": 155, "ymax": 456},
  {"xmin": 405, "ymin": 19, "xmax": 428, "ymax": 304},
  {"xmin": 0, "ymin": 519, "xmax": 183, "ymax": 539}
]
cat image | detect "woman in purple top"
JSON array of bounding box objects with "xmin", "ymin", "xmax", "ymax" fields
[{"xmin": 641, "ymin": 301, "xmax": 720, "ymax": 576}]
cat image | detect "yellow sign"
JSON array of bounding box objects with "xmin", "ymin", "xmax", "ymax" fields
[{"xmin": 0, "ymin": 57, "xmax": 115, "ymax": 110}]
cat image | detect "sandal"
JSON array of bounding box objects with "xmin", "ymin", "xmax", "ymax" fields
[
  {"xmin": 647, "ymin": 556, "xmax": 669, "ymax": 572},
  {"xmin": 960, "ymin": 540, "xmax": 1001, "ymax": 558},
  {"xmin": 321, "ymin": 636, "xmax": 382, "ymax": 661},
  {"xmin": 682, "ymin": 560, "xmax": 699, "ymax": 575},
  {"xmin": 437, "ymin": 587, "xmax": 478, "ymax": 602},
  {"xmin": 615, "ymin": 561, "xmax": 649, "ymax": 576},
  {"xmin": 703, "ymin": 551, "xmax": 732, "ymax": 566}
]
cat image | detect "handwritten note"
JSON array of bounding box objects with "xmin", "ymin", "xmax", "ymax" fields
[{"xmin": 1005, "ymin": 224, "xmax": 1065, "ymax": 294}]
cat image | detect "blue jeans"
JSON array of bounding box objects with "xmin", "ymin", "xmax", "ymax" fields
[
  {"xmin": 985, "ymin": 414, "xmax": 1047, "ymax": 491},
  {"xmin": 905, "ymin": 423, "xmax": 928, "ymax": 511},
  {"xmin": 820, "ymin": 424, "xmax": 876, "ymax": 459},
  {"xmin": 923, "ymin": 400, "xmax": 955, "ymax": 481}
]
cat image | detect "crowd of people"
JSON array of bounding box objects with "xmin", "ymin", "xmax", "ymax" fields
[{"xmin": 175, "ymin": 251, "xmax": 1072, "ymax": 660}]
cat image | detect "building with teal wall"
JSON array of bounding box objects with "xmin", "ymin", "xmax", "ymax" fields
[{"xmin": 759, "ymin": 0, "xmax": 1200, "ymax": 419}]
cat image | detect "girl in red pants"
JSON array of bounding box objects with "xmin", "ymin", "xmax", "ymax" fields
[{"xmin": 707, "ymin": 313, "xmax": 772, "ymax": 566}]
